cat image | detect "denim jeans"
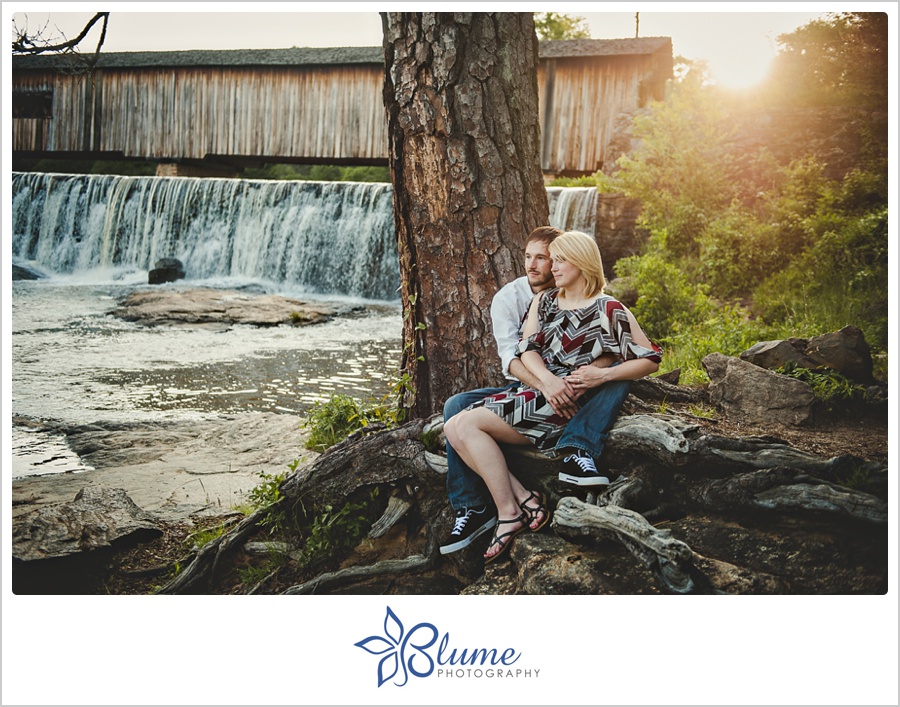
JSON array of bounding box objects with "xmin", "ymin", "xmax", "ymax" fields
[{"xmin": 443, "ymin": 378, "xmax": 632, "ymax": 512}]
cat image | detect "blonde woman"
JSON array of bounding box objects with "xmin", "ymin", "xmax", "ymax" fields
[{"xmin": 444, "ymin": 231, "xmax": 661, "ymax": 562}]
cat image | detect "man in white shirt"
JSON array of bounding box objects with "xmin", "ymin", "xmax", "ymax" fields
[{"xmin": 439, "ymin": 226, "xmax": 633, "ymax": 554}]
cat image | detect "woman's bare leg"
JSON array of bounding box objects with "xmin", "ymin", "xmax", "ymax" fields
[{"xmin": 444, "ymin": 408, "xmax": 545, "ymax": 557}]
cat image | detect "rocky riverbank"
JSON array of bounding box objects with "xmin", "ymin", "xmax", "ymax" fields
[
  {"xmin": 10, "ymin": 314, "xmax": 889, "ymax": 595},
  {"xmin": 12, "ymin": 413, "xmax": 316, "ymax": 523}
]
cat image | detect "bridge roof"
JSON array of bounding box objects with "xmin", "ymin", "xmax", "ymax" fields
[{"xmin": 13, "ymin": 37, "xmax": 671, "ymax": 70}]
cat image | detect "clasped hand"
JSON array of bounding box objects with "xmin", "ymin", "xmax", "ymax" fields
[
  {"xmin": 539, "ymin": 359, "xmax": 617, "ymax": 419},
  {"xmin": 566, "ymin": 364, "xmax": 614, "ymax": 395},
  {"xmin": 539, "ymin": 375, "xmax": 579, "ymax": 420}
]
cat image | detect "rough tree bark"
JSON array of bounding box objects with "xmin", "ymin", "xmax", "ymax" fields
[{"xmin": 381, "ymin": 12, "xmax": 550, "ymax": 418}]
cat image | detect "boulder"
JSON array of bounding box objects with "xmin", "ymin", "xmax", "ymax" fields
[
  {"xmin": 12, "ymin": 263, "xmax": 44, "ymax": 281},
  {"xmin": 740, "ymin": 338, "xmax": 819, "ymax": 371},
  {"xmin": 111, "ymin": 288, "xmax": 336, "ymax": 328},
  {"xmin": 804, "ymin": 325, "xmax": 875, "ymax": 384},
  {"xmin": 148, "ymin": 257, "xmax": 186, "ymax": 284},
  {"xmin": 703, "ymin": 352, "xmax": 815, "ymax": 427},
  {"xmin": 12, "ymin": 485, "xmax": 161, "ymax": 563},
  {"xmin": 740, "ymin": 326, "xmax": 876, "ymax": 385}
]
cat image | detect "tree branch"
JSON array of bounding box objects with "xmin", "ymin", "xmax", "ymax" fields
[{"xmin": 12, "ymin": 12, "xmax": 109, "ymax": 56}]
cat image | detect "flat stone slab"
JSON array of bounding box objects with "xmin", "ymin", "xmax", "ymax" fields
[
  {"xmin": 12, "ymin": 485, "xmax": 162, "ymax": 563},
  {"xmin": 12, "ymin": 413, "xmax": 316, "ymax": 525},
  {"xmin": 111, "ymin": 287, "xmax": 337, "ymax": 328}
]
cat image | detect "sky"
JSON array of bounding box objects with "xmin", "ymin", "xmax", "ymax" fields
[{"xmin": 8, "ymin": 3, "xmax": 840, "ymax": 89}]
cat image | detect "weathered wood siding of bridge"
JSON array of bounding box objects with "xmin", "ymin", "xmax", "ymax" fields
[{"xmin": 12, "ymin": 39, "xmax": 672, "ymax": 174}]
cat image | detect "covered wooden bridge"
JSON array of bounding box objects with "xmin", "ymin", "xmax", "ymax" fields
[{"xmin": 12, "ymin": 38, "xmax": 672, "ymax": 177}]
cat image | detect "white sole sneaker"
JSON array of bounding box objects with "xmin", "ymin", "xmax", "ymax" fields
[
  {"xmin": 558, "ymin": 472, "xmax": 611, "ymax": 486},
  {"xmin": 438, "ymin": 516, "xmax": 497, "ymax": 555}
]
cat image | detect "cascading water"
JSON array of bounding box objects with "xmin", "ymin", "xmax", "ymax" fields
[
  {"xmin": 12, "ymin": 172, "xmax": 600, "ymax": 300},
  {"xmin": 547, "ymin": 186, "xmax": 599, "ymax": 234},
  {"xmin": 11, "ymin": 172, "xmax": 400, "ymax": 301}
]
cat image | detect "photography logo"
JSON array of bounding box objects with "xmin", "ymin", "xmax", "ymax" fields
[{"xmin": 354, "ymin": 605, "xmax": 540, "ymax": 688}]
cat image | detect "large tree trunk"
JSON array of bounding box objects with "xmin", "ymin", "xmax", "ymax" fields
[{"xmin": 382, "ymin": 12, "xmax": 550, "ymax": 418}]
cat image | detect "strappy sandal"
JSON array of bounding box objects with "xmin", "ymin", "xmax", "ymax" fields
[
  {"xmin": 519, "ymin": 490, "xmax": 550, "ymax": 532},
  {"xmin": 484, "ymin": 512, "xmax": 528, "ymax": 564}
]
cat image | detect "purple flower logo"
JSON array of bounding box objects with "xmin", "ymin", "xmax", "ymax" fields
[{"xmin": 354, "ymin": 606, "xmax": 439, "ymax": 687}]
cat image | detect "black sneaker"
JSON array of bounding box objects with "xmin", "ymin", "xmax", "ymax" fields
[
  {"xmin": 439, "ymin": 506, "xmax": 497, "ymax": 555},
  {"xmin": 558, "ymin": 450, "xmax": 610, "ymax": 486}
]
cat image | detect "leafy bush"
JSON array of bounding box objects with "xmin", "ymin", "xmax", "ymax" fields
[
  {"xmin": 775, "ymin": 362, "xmax": 867, "ymax": 410},
  {"xmin": 656, "ymin": 305, "xmax": 772, "ymax": 384},
  {"xmin": 598, "ymin": 44, "xmax": 887, "ymax": 383},
  {"xmin": 754, "ymin": 206, "xmax": 888, "ymax": 352},
  {"xmin": 241, "ymin": 465, "xmax": 302, "ymax": 537},
  {"xmin": 247, "ymin": 468, "xmax": 289, "ymax": 509},
  {"xmin": 302, "ymin": 375, "xmax": 412, "ymax": 452},
  {"xmin": 295, "ymin": 489, "xmax": 381, "ymax": 569},
  {"xmin": 185, "ymin": 522, "xmax": 227, "ymax": 551},
  {"xmin": 302, "ymin": 394, "xmax": 372, "ymax": 452},
  {"xmin": 614, "ymin": 251, "xmax": 712, "ymax": 340}
]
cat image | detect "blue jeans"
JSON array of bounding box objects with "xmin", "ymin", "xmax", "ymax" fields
[{"xmin": 442, "ymin": 378, "xmax": 632, "ymax": 512}]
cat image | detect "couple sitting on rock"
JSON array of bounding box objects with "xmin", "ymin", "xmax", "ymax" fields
[{"xmin": 441, "ymin": 227, "xmax": 661, "ymax": 562}]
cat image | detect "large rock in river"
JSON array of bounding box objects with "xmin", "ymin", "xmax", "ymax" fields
[
  {"xmin": 112, "ymin": 287, "xmax": 337, "ymax": 328},
  {"xmin": 148, "ymin": 257, "xmax": 186, "ymax": 284}
]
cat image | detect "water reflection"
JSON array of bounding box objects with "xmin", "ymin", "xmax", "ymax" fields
[
  {"xmin": 12, "ymin": 281, "xmax": 403, "ymax": 424},
  {"xmin": 96, "ymin": 341, "xmax": 402, "ymax": 415}
]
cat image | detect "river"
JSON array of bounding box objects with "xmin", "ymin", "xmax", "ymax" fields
[{"xmin": 9, "ymin": 173, "xmax": 599, "ymax": 479}]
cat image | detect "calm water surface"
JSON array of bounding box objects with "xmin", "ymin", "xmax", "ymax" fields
[{"xmin": 11, "ymin": 277, "xmax": 402, "ymax": 476}]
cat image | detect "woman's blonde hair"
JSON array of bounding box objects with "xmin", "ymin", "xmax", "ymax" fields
[{"xmin": 549, "ymin": 231, "xmax": 606, "ymax": 298}]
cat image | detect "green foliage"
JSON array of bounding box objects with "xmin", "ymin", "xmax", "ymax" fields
[
  {"xmin": 656, "ymin": 306, "xmax": 773, "ymax": 385},
  {"xmin": 687, "ymin": 403, "xmax": 717, "ymax": 420},
  {"xmin": 238, "ymin": 557, "xmax": 282, "ymax": 587},
  {"xmin": 302, "ymin": 374, "xmax": 412, "ymax": 453},
  {"xmin": 185, "ymin": 523, "xmax": 227, "ymax": 550},
  {"xmin": 419, "ymin": 426, "xmax": 443, "ymax": 453},
  {"xmin": 597, "ymin": 15, "xmax": 888, "ymax": 382},
  {"xmin": 547, "ymin": 175, "xmax": 601, "ymax": 187},
  {"xmin": 775, "ymin": 362, "xmax": 866, "ymax": 410},
  {"xmin": 614, "ymin": 251, "xmax": 712, "ymax": 340},
  {"xmin": 768, "ymin": 12, "xmax": 888, "ymax": 109},
  {"xmin": 243, "ymin": 463, "xmax": 304, "ymax": 537},
  {"xmin": 296, "ymin": 488, "xmax": 381, "ymax": 569},
  {"xmin": 607, "ymin": 73, "xmax": 741, "ymax": 252},
  {"xmin": 695, "ymin": 207, "xmax": 782, "ymax": 299},
  {"xmin": 247, "ymin": 468, "xmax": 289, "ymax": 509},
  {"xmin": 302, "ymin": 395, "xmax": 371, "ymax": 452},
  {"xmin": 533, "ymin": 12, "xmax": 590, "ymax": 41},
  {"xmin": 242, "ymin": 163, "xmax": 390, "ymax": 182},
  {"xmin": 754, "ymin": 206, "xmax": 888, "ymax": 352},
  {"xmin": 13, "ymin": 157, "xmax": 157, "ymax": 176}
]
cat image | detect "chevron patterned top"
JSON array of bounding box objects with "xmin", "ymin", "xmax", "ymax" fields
[
  {"xmin": 468, "ymin": 289, "xmax": 661, "ymax": 455},
  {"xmin": 516, "ymin": 289, "xmax": 662, "ymax": 376}
]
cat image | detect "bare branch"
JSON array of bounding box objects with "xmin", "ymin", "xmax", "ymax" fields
[{"xmin": 12, "ymin": 12, "xmax": 109, "ymax": 56}]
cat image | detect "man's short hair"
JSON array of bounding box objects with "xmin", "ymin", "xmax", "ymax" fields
[{"xmin": 526, "ymin": 226, "xmax": 563, "ymax": 248}]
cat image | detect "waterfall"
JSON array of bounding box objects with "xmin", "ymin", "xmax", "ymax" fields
[
  {"xmin": 547, "ymin": 186, "xmax": 598, "ymax": 234},
  {"xmin": 11, "ymin": 172, "xmax": 399, "ymax": 301},
  {"xmin": 12, "ymin": 173, "xmax": 601, "ymax": 300}
]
